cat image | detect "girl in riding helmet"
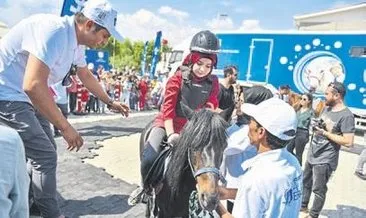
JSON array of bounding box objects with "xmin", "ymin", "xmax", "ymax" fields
[{"xmin": 129, "ymin": 30, "xmax": 221, "ymax": 205}]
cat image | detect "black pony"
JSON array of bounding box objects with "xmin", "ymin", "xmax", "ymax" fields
[{"xmin": 140, "ymin": 104, "xmax": 233, "ymax": 217}]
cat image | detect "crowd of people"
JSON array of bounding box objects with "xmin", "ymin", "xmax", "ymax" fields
[
  {"xmin": 0, "ymin": 0, "xmax": 364, "ymax": 218},
  {"xmin": 54, "ymin": 65, "xmax": 166, "ymax": 115}
]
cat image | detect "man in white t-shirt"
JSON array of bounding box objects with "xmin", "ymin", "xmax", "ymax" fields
[
  {"xmin": 217, "ymin": 98, "xmax": 302, "ymax": 218},
  {"xmin": 221, "ymin": 86, "xmax": 273, "ymax": 213},
  {"xmin": 0, "ymin": 0, "xmax": 129, "ymax": 217}
]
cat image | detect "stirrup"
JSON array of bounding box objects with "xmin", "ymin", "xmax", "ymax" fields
[{"xmin": 128, "ymin": 186, "xmax": 145, "ymax": 206}]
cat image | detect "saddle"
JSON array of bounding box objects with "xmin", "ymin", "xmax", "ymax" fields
[{"xmin": 143, "ymin": 143, "xmax": 172, "ymax": 189}]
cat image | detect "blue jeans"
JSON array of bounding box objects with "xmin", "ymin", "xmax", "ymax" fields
[{"xmin": 0, "ymin": 124, "xmax": 30, "ymax": 218}]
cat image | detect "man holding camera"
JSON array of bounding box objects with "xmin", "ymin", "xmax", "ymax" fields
[{"xmin": 301, "ymin": 82, "xmax": 355, "ymax": 218}]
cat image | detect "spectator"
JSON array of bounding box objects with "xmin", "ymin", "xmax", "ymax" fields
[
  {"xmin": 0, "ymin": 123, "xmax": 29, "ymax": 218},
  {"xmin": 218, "ymin": 65, "xmax": 238, "ymax": 111},
  {"xmin": 98, "ymin": 75, "xmax": 108, "ymax": 113},
  {"xmin": 277, "ymin": 84, "xmax": 291, "ymax": 103},
  {"xmin": 67, "ymin": 66, "xmax": 78, "ymax": 113},
  {"xmin": 138, "ymin": 76, "xmax": 149, "ymax": 111},
  {"xmin": 301, "ymin": 82, "xmax": 355, "ymax": 218},
  {"xmin": 355, "ymin": 149, "xmax": 366, "ymax": 180},
  {"xmin": 287, "ymin": 93, "xmax": 315, "ymax": 165},
  {"xmin": 122, "ymin": 76, "xmax": 131, "ymax": 107},
  {"xmin": 129, "ymin": 76, "xmax": 139, "ymax": 111},
  {"xmin": 217, "ymin": 98, "xmax": 302, "ymax": 218}
]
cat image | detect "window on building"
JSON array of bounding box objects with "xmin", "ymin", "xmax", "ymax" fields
[{"xmin": 350, "ymin": 47, "xmax": 366, "ymax": 57}]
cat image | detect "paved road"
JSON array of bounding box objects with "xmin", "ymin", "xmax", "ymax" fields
[{"xmin": 52, "ymin": 112, "xmax": 155, "ymax": 217}]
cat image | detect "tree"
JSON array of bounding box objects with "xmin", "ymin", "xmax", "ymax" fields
[{"xmin": 103, "ymin": 37, "xmax": 172, "ymax": 72}]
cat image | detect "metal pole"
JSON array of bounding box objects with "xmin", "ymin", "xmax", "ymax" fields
[{"xmin": 113, "ymin": 38, "xmax": 116, "ymax": 68}]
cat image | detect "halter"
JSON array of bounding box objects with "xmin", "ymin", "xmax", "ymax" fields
[{"xmin": 187, "ymin": 148, "xmax": 227, "ymax": 186}]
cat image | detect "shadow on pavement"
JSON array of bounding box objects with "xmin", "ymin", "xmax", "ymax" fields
[
  {"xmin": 321, "ymin": 204, "xmax": 366, "ymax": 218},
  {"xmin": 59, "ymin": 194, "xmax": 136, "ymax": 217},
  {"xmin": 78, "ymin": 126, "xmax": 144, "ymax": 137}
]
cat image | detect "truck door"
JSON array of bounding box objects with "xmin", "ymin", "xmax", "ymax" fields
[{"xmin": 246, "ymin": 39, "xmax": 273, "ymax": 83}]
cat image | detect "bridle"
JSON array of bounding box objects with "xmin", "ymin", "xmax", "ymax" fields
[{"xmin": 187, "ymin": 148, "xmax": 227, "ymax": 185}]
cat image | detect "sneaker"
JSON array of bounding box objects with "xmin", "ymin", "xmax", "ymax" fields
[
  {"xmin": 354, "ymin": 171, "xmax": 366, "ymax": 180},
  {"xmin": 128, "ymin": 186, "xmax": 145, "ymax": 206}
]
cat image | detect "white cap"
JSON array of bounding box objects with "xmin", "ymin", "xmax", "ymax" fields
[
  {"xmin": 81, "ymin": 0, "xmax": 123, "ymax": 41},
  {"xmin": 241, "ymin": 98, "xmax": 297, "ymax": 141}
]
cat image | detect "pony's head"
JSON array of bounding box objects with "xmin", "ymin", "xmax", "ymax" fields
[{"xmin": 168, "ymin": 103, "xmax": 232, "ymax": 211}]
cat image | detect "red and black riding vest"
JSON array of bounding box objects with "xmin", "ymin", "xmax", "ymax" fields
[{"xmin": 175, "ymin": 67, "xmax": 214, "ymax": 118}]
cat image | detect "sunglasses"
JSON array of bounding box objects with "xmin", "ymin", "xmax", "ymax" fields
[
  {"xmin": 62, "ymin": 65, "xmax": 76, "ymax": 87},
  {"xmin": 328, "ymin": 82, "xmax": 342, "ymax": 94}
]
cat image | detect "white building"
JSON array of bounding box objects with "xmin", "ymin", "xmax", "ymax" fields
[{"xmin": 294, "ymin": 3, "xmax": 366, "ymax": 30}]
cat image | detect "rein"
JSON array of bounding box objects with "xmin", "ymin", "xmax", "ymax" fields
[{"xmin": 187, "ymin": 148, "xmax": 227, "ymax": 185}]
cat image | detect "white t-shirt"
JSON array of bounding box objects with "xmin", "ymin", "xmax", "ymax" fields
[
  {"xmin": 232, "ymin": 148, "xmax": 302, "ymax": 218},
  {"xmin": 0, "ymin": 14, "xmax": 86, "ymax": 102}
]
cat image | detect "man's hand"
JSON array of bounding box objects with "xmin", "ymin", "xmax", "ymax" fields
[
  {"xmin": 109, "ymin": 101, "xmax": 130, "ymax": 117},
  {"xmin": 313, "ymin": 126, "xmax": 327, "ymax": 137},
  {"xmin": 60, "ymin": 125, "xmax": 84, "ymax": 152}
]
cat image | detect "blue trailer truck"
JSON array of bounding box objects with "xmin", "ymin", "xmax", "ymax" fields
[{"xmin": 167, "ymin": 31, "xmax": 366, "ymax": 130}]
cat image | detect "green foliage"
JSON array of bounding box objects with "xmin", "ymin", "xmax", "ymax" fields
[{"xmin": 102, "ymin": 37, "xmax": 172, "ymax": 71}]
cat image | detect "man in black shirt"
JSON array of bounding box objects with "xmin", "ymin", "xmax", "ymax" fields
[
  {"xmin": 218, "ymin": 65, "xmax": 238, "ymax": 110},
  {"xmin": 301, "ymin": 82, "xmax": 355, "ymax": 218}
]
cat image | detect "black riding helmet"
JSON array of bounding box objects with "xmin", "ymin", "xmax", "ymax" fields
[{"xmin": 190, "ymin": 30, "xmax": 220, "ymax": 54}]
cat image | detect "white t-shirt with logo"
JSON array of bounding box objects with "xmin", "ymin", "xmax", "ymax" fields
[
  {"xmin": 0, "ymin": 14, "xmax": 86, "ymax": 103},
  {"xmin": 232, "ymin": 148, "xmax": 302, "ymax": 218}
]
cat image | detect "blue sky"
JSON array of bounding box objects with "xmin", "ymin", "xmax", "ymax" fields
[{"xmin": 0, "ymin": 0, "xmax": 364, "ymax": 45}]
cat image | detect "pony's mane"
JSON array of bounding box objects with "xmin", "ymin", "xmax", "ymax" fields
[{"xmin": 166, "ymin": 109, "xmax": 229, "ymax": 199}]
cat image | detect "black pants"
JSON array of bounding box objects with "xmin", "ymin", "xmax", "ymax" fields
[
  {"xmin": 140, "ymin": 127, "xmax": 166, "ymax": 186},
  {"xmin": 287, "ymin": 128, "xmax": 309, "ymax": 166},
  {"xmin": 69, "ymin": 92, "xmax": 77, "ymax": 112},
  {"xmin": 86, "ymin": 95, "xmax": 98, "ymax": 113},
  {"xmin": 302, "ymin": 162, "xmax": 333, "ymax": 218}
]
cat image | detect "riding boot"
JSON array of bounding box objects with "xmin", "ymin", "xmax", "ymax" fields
[
  {"xmin": 128, "ymin": 143, "xmax": 160, "ymax": 206},
  {"xmin": 141, "ymin": 143, "xmax": 160, "ymax": 187}
]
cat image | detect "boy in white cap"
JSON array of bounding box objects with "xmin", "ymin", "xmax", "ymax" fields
[
  {"xmin": 217, "ymin": 98, "xmax": 302, "ymax": 218},
  {"xmin": 0, "ymin": 0, "xmax": 128, "ymax": 217}
]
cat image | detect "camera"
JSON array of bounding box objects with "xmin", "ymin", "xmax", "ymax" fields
[{"xmin": 311, "ymin": 118, "xmax": 327, "ymax": 131}]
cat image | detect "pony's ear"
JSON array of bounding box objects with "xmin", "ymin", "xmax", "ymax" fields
[
  {"xmin": 219, "ymin": 104, "xmax": 235, "ymax": 122},
  {"xmin": 180, "ymin": 102, "xmax": 194, "ymax": 120}
]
